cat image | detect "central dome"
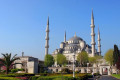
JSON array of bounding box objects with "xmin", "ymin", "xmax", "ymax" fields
[
  {"xmin": 67, "ymin": 33, "xmax": 83, "ymax": 44},
  {"xmin": 68, "ymin": 36, "xmax": 83, "ymax": 41},
  {"xmin": 68, "ymin": 33, "xmax": 83, "ymax": 41}
]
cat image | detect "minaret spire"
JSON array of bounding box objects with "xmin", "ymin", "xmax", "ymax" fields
[
  {"xmin": 90, "ymin": 9, "xmax": 96, "ymax": 57},
  {"xmin": 91, "ymin": 9, "xmax": 94, "ymax": 25},
  {"xmin": 45, "ymin": 16, "xmax": 49, "ymax": 55},
  {"xmin": 64, "ymin": 31, "xmax": 66, "ymax": 42},
  {"xmin": 98, "ymin": 26, "xmax": 101, "ymax": 55},
  {"xmin": 74, "ymin": 32, "xmax": 76, "ymax": 37}
]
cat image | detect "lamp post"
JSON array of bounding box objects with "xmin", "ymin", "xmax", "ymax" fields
[
  {"xmin": 73, "ymin": 53, "xmax": 75, "ymax": 78},
  {"xmin": 87, "ymin": 63, "xmax": 89, "ymax": 73}
]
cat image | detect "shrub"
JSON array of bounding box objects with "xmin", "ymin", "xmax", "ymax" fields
[
  {"xmin": 0, "ymin": 77, "xmax": 21, "ymax": 80},
  {"xmin": 30, "ymin": 73, "xmax": 90, "ymax": 80},
  {"xmin": 11, "ymin": 69, "xmax": 18, "ymax": 73},
  {"xmin": 61, "ymin": 68, "xmax": 72, "ymax": 74},
  {"xmin": 94, "ymin": 73, "xmax": 101, "ymax": 76}
]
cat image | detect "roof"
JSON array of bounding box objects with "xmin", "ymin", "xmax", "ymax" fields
[{"xmin": 68, "ymin": 36, "xmax": 83, "ymax": 41}]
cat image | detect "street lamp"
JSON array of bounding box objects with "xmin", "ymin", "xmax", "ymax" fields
[
  {"xmin": 73, "ymin": 53, "xmax": 75, "ymax": 78},
  {"xmin": 87, "ymin": 63, "xmax": 89, "ymax": 73}
]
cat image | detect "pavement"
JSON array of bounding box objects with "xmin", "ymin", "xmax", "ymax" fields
[{"xmin": 88, "ymin": 75, "xmax": 119, "ymax": 80}]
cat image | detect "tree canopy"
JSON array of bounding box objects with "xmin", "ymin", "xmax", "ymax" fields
[
  {"xmin": 113, "ymin": 44, "xmax": 120, "ymax": 65},
  {"xmin": 89, "ymin": 57, "xmax": 96, "ymax": 65},
  {"xmin": 89, "ymin": 55, "xmax": 102, "ymax": 65},
  {"xmin": 44, "ymin": 54, "xmax": 54, "ymax": 67},
  {"xmin": 104, "ymin": 49, "xmax": 114, "ymax": 66},
  {"xmin": 0, "ymin": 53, "xmax": 20, "ymax": 74},
  {"xmin": 56, "ymin": 53, "xmax": 67, "ymax": 66},
  {"xmin": 77, "ymin": 51, "xmax": 88, "ymax": 67}
]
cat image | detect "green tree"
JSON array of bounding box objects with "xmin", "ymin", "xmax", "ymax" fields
[
  {"xmin": 89, "ymin": 55, "xmax": 102, "ymax": 65},
  {"xmin": 89, "ymin": 57, "xmax": 96, "ymax": 65},
  {"xmin": 44, "ymin": 54, "xmax": 54, "ymax": 67},
  {"xmin": 77, "ymin": 51, "xmax": 88, "ymax": 67},
  {"xmin": 113, "ymin": 44, "xmax": 120, "ymax": 65},
  {"xmin": 0, "ymin": 53, "xmax": 20, "ymax": 74},
  {"xmin": 104, "ymin": 49, "xmax": 114, "ymax": 66},
  {"xmin": 56, "ymin": 53, "xmax": 67, "ymax": 66}
]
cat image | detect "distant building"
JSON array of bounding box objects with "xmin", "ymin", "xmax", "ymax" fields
[{"xmin": 14, "ymin": 55, "xmax": 39, "ymax": 74}]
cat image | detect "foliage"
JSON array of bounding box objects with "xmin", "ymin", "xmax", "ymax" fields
[
  {"xmin": 89, "ymin": 57, "xmax": 96, "ymax": 65},
  {"xmin": 89, "ymin": 55, "xmax": 102, "ymax": 65},
  {"xmin": 0, "ymin": 73, "xmax": 35, "ymax": 77},
  {"xmin": 11, "ymin": 69, "xmax": 18, "ymax": 73},
  {"xmin": 104, "ymin": 49, "xmax": 114, "ymax": 65},
  {"xmin": 44, "ymin": 54, "xmax": 54, "ymax": 67},
  {"xmin": 111, "ymin": 74, "xmax": 120, "ymax": 79},
  {"xmin": 56, "ymin": 53, "xmax": 67, "ymax": 66},
  {"xmin": 11, "ymin": 68, "xmax": 24, "ymax": 73},
  {"xmin": 116, "ymin": 57, "xmax": 120, "ymax": 70},
  {"xmin": 0, "ymin": 77, "xmax": 21, "ymax": 80},
  {"xmin": 61, "ymin": 68, "xmax": 72, "ymax": 74},
  {"xmin": 30, "ymin": 73, "xmax": 90, "ymax": 80},
  {"xmin": 113, "ymin": 45, "xmax": 120, "ymax": 65},
  {"xmin": 113, "ymin": 44, "xmax": 120, "ymax": 70},
  {"xmin": 0, "ymin": 53, "xmax": 20, "ymax": 74},
  {"xmin": 77, "ymin": 51, "xmax": 88, "ymax": 67}
]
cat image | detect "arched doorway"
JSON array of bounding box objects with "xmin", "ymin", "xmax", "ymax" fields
[{"xmin": 102, "ymin": 67, "xmax": 108, "ymax": 75}]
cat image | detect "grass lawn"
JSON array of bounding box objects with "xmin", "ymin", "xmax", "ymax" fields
[{"xmin": 111, "ymin": 74, "xmax": 120, "ymax": 79}]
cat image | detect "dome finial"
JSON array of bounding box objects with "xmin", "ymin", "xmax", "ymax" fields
[{"xmin": 74, "ymin": 32, "xmax": 76, "ymax": 37}]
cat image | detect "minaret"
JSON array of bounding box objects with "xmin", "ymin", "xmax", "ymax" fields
[
  {"xmin": 90, "ymin": 9, "xmax": 96, "ymax": 57},
  {"xmin": 98, "ymin": 26, "xmax": 101, "ymax": 55},
  {"xmin": 45, "ymin": 17, "xmax": 49, "ymax": 55},
  {"xmin": 64, "ymin": 31, "xmax": 66, "ymax": 42}
]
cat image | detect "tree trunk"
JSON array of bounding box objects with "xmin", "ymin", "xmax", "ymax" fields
[{"xmin": 6, "ymin": 67, "xmax": 9, "ymax": 74}]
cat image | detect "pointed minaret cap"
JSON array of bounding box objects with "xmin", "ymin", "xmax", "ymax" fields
[
  {"xmin": 98, "ymin": 25, "xmax": 100, "ymax": 34},
  {"xmin": 74, "ymin": 32, "xmax": 76, "ymax": 37},
  {"xmin": 64, "ymin": 30, "xmax": 66, "ymax": 42},
  {"xmin": 91, "ymin": 8, "xmax": 94, "ymax": 25},
  {"xmin": 47, "ymin": 16, "xmax": 49, "ymax": 25}
]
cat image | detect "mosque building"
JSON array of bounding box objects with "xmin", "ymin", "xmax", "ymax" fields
[{"xmin": 45, "ymin": 10, "xmax": 101, "ymax": 67}]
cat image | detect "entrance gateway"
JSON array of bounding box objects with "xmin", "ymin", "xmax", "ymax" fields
[{"xmin": 99, "ymin": 65, "xmax": 111, "ymax": 75}]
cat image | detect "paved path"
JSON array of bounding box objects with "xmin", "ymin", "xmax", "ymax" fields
[
  {"xmin": 98, "ymin": 76, "xmax": 119, "ymax": 80},
  {"xmin": 88, "ymin": 75, "xmax": 119, "ymax": 80}
]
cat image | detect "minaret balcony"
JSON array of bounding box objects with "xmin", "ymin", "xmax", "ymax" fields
[
  {"xmin": 98, "ymin": 45, "xmax": 101, "ymax": 47},
  {"xmin": 91, "ymin": 42, "xmax": 96, "ymax": 45},
  {"xmin": 45, "ymin": 37, "xmax": 49, "ymax": 40},
  {"xmin": 91, "ymin": 33, "xmax": 95, "ymax": 36},
  {"xmin": 90, "ymin": 25, "xmax": 95, "ymax": 28},
  {"xmin": 45, "ymin": 45, "xmax": 49, "ymax": 48},
  {"xmin": 46, "ymin": 28, "xmax": 49, "ymax": 32}
]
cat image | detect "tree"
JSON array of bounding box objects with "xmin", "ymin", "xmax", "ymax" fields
[
  {"xmin": 89, "ymin": 55, "xmax": 102, "ymax": 66},
  {"xmin": 104, "ymin": 49, "xmax": 114, "ymax": 66},
  {"xmin": 0, "ymin": 53, "xmax": 20, "ymax": 74},
  {"xmin": 113, "ymin": 44, "xmax": 120, "ymax": 65},
  {"xmin": 89, "ymin": 57, "xmax": 96, "ymax": 65},
  {"xmin": 77, "ymin": 51, "xmax": 88, "ymax": 67},
  {"xmin": 56, "ymin": 53, "xmax": 67, "ymax": 66},
  {"xmin": 44, "ymin": 54, "xmax": 54, "ymax": 67}
]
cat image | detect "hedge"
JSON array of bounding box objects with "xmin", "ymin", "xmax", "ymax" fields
[
  {"xmin": 30, "ymin": 73, "xmax": 91, "ymax": 80},
  {"xmin": 30, "ymin": 76, "xmax": 79, "ymax": 80},
  {"xmin": 0, "ymin": 77, "xmax": 21, "ymax": 80},
  {"xmin": 0, "ymin": 73, "xmax": 35, "ymax": 77}
]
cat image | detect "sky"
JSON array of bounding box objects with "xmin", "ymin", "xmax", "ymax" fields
[{"xmin": 0, "ymin": 0, "xmax": 120, "ymax": 60}]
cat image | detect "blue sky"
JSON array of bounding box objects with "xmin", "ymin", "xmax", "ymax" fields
[{"xmin": 0, "ymin": 0, "xmax": 120, "ymax": 60}]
